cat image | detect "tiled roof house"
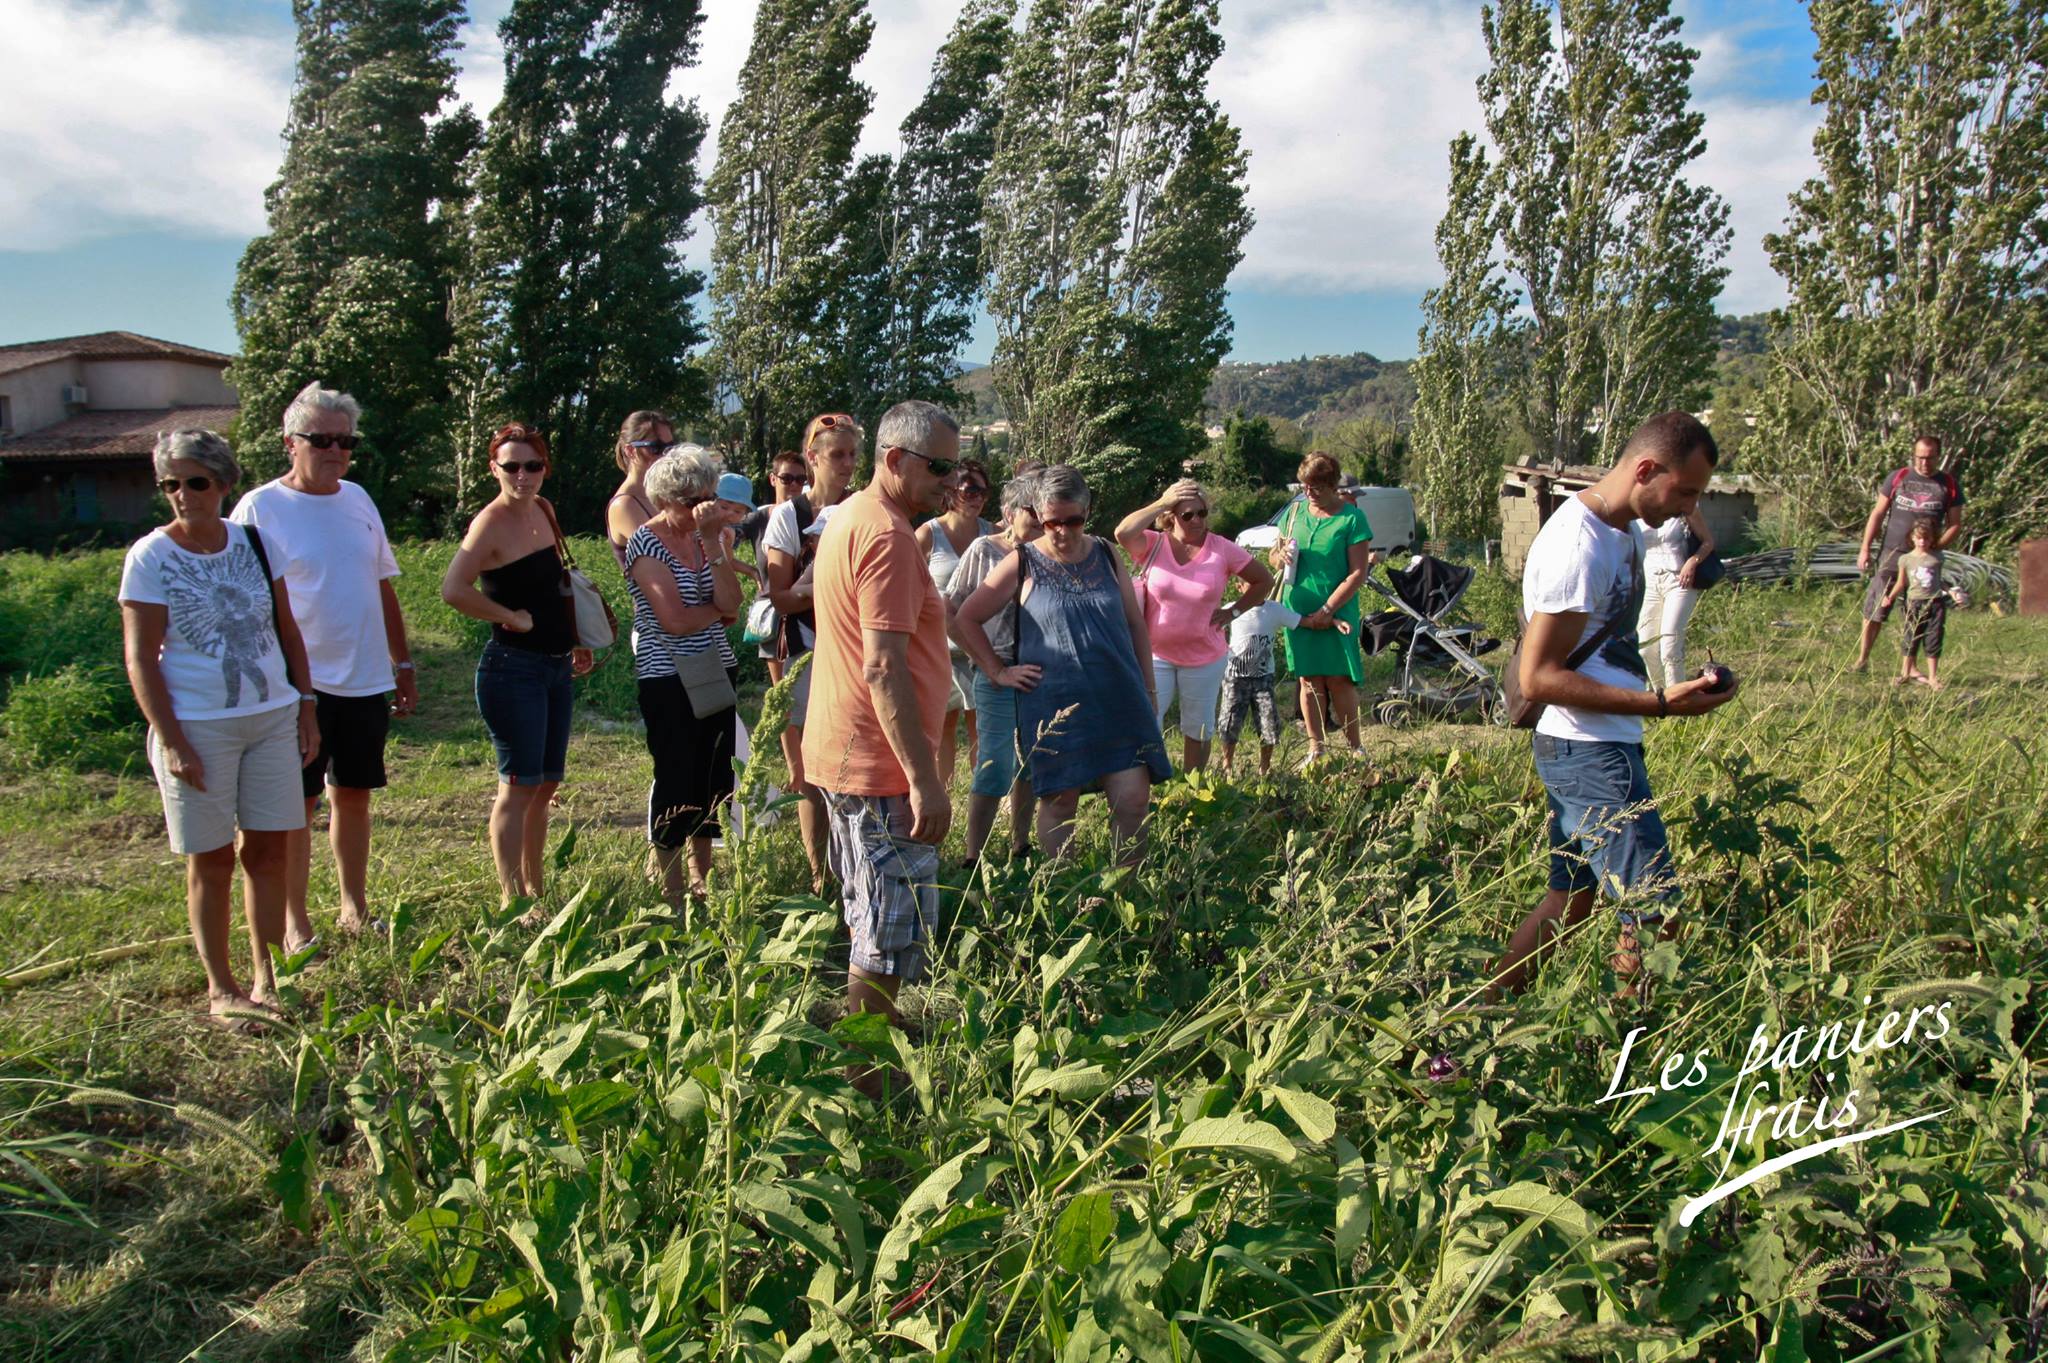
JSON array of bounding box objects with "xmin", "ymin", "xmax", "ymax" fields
[{"xmin": 0, "ymin": 332, "xmax": 239, "ymax": 541}]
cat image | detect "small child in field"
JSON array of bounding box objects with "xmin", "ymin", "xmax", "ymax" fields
[
  {"xmin": 1883, "ymin": 516, "xmax": 1947, "ymax": 690},
  {"xmin": 1218, "ymin": 600, "xmax": 1351, "ymax": 775}
]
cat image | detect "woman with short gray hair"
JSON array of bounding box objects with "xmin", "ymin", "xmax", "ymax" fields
[
  {"xmin": 953, "ymin": 463, "xmax": 1169, "ymax": 865},
  {"xmin": 626, "ymin": 448, "xmax": 748, "ymax": 901},
  {"xmin": 119, "ymin": 429, "xmax": 321, "ymax": 1030}
]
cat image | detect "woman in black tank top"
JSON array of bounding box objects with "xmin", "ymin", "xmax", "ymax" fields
[{"xmin": 440, "ymin": 424, "xmax": 594, "ymax": 913}]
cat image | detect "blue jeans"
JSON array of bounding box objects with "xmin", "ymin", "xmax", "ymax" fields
[
  {"xmin": 969, "ymin": 672, "xmax": 1031, "ymax": 798},
  {"xmin": 475, "ymin": 640, "xmax": 573, "ymax": 785},
  {"xmin": 1532, "ymin": 733, "xmax": 1676, "ymax": 925}
]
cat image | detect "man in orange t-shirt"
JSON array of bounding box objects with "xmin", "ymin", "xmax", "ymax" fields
[{"xmin": 803, "ymin": 399, "xmax": 956, "ymax": 1029}]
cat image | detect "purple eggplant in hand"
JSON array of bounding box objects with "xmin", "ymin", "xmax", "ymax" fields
[{"xmin": 1697, "ymin": 663, "xmax": 1735, "ymax": 695}]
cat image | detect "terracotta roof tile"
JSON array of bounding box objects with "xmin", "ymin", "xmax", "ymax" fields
[
  {"xmin": 0, "ymin": 406, "xmax": 241, "ymax": 464},
  {"xmin": 0, "ymin": 331, "xmax": 235, "ymax": 371}
]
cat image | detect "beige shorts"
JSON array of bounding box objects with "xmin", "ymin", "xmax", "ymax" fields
[{"xmin": 148, "ymin": 703, "xmax": 308, "ymax": 854}]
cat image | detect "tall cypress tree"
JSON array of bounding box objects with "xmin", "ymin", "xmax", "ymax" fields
[
  {"xmin": 1752, "ymin": 0, "xmax": 2047, "ymax": 539},
  {"xmin": 229, "ymin": 0, "xmax": 478, "ymax": 523},
  {"xmin": 706, "ymin": 0, "xmax": 876, "ymax": 469},
  {"xmin": 982, "ymin": 0, "xmax": 1250, "ymax": 513},
  {"xmin": 470, "ymin": 0, "xmax": 709, "ymax": 523}
]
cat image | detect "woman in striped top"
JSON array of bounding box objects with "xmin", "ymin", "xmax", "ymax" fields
[{"xmin": 624, "ymin": 448, "xmax": 744, "ymax": 902}]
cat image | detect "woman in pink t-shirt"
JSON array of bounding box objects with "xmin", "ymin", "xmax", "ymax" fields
[{"xmin": 1114, "ymin": 478, "xmax": 1276, "ymax": 772}]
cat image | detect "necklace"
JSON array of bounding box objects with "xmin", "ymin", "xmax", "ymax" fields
[{"xmin": 1585, "ymin": 489, "xmax": 1615, "ymax": 519}]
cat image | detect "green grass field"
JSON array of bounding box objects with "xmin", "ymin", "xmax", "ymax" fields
[{"xmin": 1, "ymin": 546, "xmax": 2043, "ymax": 1362}]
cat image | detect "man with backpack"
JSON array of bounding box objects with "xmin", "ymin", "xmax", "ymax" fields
[{"xmin": 761, "ymin": 414, "xmax": 862, "ymax": 896}]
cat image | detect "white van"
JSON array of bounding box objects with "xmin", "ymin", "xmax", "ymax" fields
[{"xmin": 1236, "ymin": 484, "xmax": 1419, "ymax": 555}]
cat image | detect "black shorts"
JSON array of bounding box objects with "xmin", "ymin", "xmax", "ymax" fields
[
  {"xmin": 303, "ymin": 690, "xmax": 392, "ymax": 798},
  {"xmin": 1902, "ymin": 597, "xmax": 1947, "ymax": 657}
]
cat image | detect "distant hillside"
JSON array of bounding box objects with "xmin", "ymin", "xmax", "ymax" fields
[{"xmin": 1205, "ymin": 353, "xmax": 1415, "ymax": 427}]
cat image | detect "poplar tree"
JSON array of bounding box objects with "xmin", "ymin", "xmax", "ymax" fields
[
  {"xmin": 229, "ymin": 0, "xmax": 478, "ymax": 520},
  {"xmin": 470, "ymin": 0, "xmax": 709, "ymax": 521},
  {"xmin": 1412, "ymin": 0, "xmax": 1729, "ymax": 494},
  {"xmin": 706, "ymin": 0, "xmax": 876, "ymax": 469},
  {"xmin": 826, "ymin": 0, "xmax": 1016, "ymax": 431},
  {"xmin": 1752, "ymin": 0, "xmax": 2048, "ymax": 539},
  {"xmin": 982, "ymin": 0, "xmax": 1252, "ymax": 513}
]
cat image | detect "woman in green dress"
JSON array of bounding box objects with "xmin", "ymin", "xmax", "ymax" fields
[{"xmin": 1273, "ymin": 452, "xmax": 1373, "ymax": 764}]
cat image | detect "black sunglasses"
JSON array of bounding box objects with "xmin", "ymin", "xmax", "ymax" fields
[
  {"xmin": 1040, "ymin": 513, "xmax": 1086, "ymax": 530},
  {"xmin": 292, "ymin": 432, "xmax": 362, "ymax": 451},
  {"xmin": 772, "ymin": 471, "xmax": 808, "ymax": 485},
  {"xmin": 158, "ymin": 475, "xmax": 215, "ymax": 494},
  {"xmin": 954, "ymin": 482, "xmax": 989, "ymax": 498},
  {"xmin": 495, "ymin": 459, "xmax": 547, "ymax": 474},
  {"xmin": 626, "ymin": 438, "xmax": 666, "ymax": 451},
  {"xmin": 1175, "ymin": 508, "xmax": 1209, "ymax": 521},
  {"xmin": 894, "ymin": 445, "xmax": 958, "ymax": 477}
]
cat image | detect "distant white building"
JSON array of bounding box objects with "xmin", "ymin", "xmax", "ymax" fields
[{"xmin": 0, "ymin": 332, "xmax": 237, "ymax": 537}]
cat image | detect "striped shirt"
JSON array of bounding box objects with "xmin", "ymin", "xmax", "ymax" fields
[{"xmin": 624, "ymin": 524, "xmax": 738, "ymax": 680}]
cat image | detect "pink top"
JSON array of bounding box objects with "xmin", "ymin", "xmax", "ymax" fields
[{"xmin": 1138, "ymin": 529, "xmax": 1254, "ymax": 666}]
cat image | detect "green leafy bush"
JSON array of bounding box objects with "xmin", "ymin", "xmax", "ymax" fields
[{"xmin": 0, "ymin": 665, "xmax": 141, "ymax": 773}]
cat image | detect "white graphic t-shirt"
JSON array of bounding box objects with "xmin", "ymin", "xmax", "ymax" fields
[
  {"xmin": 231, "ymin": 479, "xmax": 400, "ymax": 696},
  {"xmin": 118, "ymin": 523, "xmax": 296, "ymax": 720},
  {"xmin": 1226, "ymin": 600, "xmax": 1304, "ymax": 678},
  {"xmin": 1522, "ymin": 495, "xmax": 1647, "ymax": 744}
]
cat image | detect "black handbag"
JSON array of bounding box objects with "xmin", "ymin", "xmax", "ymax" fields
[{"xmin": 1683, "ymin": 526, "xmax": 1726, "ymax": 590}]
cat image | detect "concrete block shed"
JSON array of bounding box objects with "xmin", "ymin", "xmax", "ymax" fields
[{"xmin": 1497, "ymin": 462, "xmax": 1758, "ymax": 576}]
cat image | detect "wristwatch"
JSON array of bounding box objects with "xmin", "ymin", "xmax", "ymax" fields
[{"xmin": 394, "ymin": 661, "xmax": 416, "ymax": 672}]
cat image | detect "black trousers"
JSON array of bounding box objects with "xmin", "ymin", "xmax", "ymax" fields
[{"xmin": 637, "ymin": 669, "xmax": 738, "ymax": 847}]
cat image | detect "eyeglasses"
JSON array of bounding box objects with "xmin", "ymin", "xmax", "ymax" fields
[
  {"xmin": 1175, "ymin": 508, "xmax": 1209, "ymax": 522},
  {"xmin": 292, "ymin": 432, "xmax": 362, "ymax": 451},
  {"xmin": 1040, "ymin": 513, "xmax": 1086, "ymax": 530},
  {"xmin": 158, "ymin": 475, "xmax": 214, "ymax": 494},
  {"xmin": 894, "ymin": 445, "xmax": 958, "ymax": 477},
  {"xmin": 496, "ymin": 459, "xmax": 546, "ymax": 475}
]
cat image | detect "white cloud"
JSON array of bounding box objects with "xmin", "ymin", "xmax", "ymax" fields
[
  {"xmin": 6, "ymin": 0, "xmax": 1816, "ymax": 314},
  {"xmin": 0, "ymin": 0, "xmax": 290, "ymax": 249}
]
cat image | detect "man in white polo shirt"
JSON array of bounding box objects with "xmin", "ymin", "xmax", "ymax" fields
[{"xmin": 231, "ymin": 380, "xmax": 417, "ymax": 945}]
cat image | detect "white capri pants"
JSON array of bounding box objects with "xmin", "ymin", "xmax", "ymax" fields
[
  {"xmin": 148, "ymin": 703, "xmax": 308, "ymax": 855},
  {"xmin": 1636, "ymin": 566, "xmax": 1701, "ymax": 688},
  {"xmin": 1152, "ymin": 654, "xmax": 1230, "ymax": 742}
]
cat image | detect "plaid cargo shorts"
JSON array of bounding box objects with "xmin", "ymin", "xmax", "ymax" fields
[{"xmin": 823, "ymin": 790, "xmax": 940, "ymax": 981}]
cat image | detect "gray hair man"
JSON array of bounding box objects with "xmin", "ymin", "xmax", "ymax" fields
[
  {"xmin": 229, "ymin": 380, "xmax": 417, "ymax": 947},
  {"xmin": 801, "ymin": 400, "xmax": 958, "ymax": 1088}
]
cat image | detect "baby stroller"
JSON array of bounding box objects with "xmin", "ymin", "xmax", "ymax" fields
[{"xmin": 1360, "ymin": 555, "xmax": 1508, "ymax": 726}]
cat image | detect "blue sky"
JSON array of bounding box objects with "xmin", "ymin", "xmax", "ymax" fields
[{"xmin": 0, "ymin": 0, "xmax": 1819, "ymax": 365}]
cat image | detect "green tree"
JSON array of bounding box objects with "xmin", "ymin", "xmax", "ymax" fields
[
  {"xmin": 229, "ymin": 0, "xmax": 478, "ymax": 524},
  {"xmin": 1413, "ymin": 0, "xmax": 1729, "ymax": 504},
  {"xmin": 1751, "ymin": 0, "xmax": 2048, "ymax": 541},
  {"xmin": 825, "ymin": 0, "xmax": 1016, "ymax": 433},
  {"xmin": 1410, "ymin": 134, "xmax": 1514, "ymax": 540},
  {"xmin": 706, "ymin": 0, "xmax": 875, "ymax": 471},
  {"xmin": 1318, "ymin": 414, "xmax": 1407, "ymax": 489},
  {"xmin": 470, "ymin": 0, "xmax": 709, "ymax": 524},
  {"xmin": 1211, "ymin": 410, "xmax": 1297, "ymax": 488},
  {"xmin": 983, "ymin": 0, "xmax": 1252, "ymax": 515}
]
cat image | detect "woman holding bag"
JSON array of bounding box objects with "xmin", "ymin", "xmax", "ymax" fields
[
  {"xmin": 624, "ymin": 448, "xmax": 745, "ymax": 903},
  {"xmin": 1273, "ymin": 453, "xmax": 1373, "ymax": 766},
  {"xmin": 1113, "ymin": 477, "xmax": 1273, "ymax": 773},
  {"xmin": 441, "ymin": 423, "xmax": 594, "ymax": 910}
]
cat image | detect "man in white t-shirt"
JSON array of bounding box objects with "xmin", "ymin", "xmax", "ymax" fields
[
  {"xmin": 1493, "ymin": 412, "xmax": 1738, "ymax": 999},
  {"xmin": 230, "ymin": 380, "xmax": 417, "ymax": 945}
]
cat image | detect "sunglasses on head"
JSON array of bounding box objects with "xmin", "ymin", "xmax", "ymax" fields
[
  {"xmin": 292, "ymin": 432, "xmax": 362, "ymax": 451},
  {"xmin": 158, "ymin": 475, "xmax": 215, "ymax": 494},
  {"xmin": 1040, "ymin": 513, "xmax": 1086, "ymax": 530},
  {"xmin": 895, "ymin": 446, "xmax": 957, "ymax": 477},
  {"xmin": 496, "ymin": 459, "xmax": 546, "ymax": 475},
  {"xmin": 626, "ymin": 438, "xmax": 665, "ymax": 451}
]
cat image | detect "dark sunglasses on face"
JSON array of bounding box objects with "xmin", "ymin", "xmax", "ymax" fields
[
  {"xmin": 292, "ymin": 432, "xmax": 362, "ymax": 451},
  {"xmin": 496, "ymin": 459, "xmax": 547, "ymax": 474},
  {"xmin": 1040, "ymin": 513, "xmax": 1086, "ymax": 530},
  {"xmin": 1176, "ymin": 508, "xmax": 1209, "ymax": 522},
  {"xmin": 895, "ymin": 445, "xmax": 957, "ymax": 477},
  {"xmin": 773, "ymin": 471, "xmax": 807, "ymax": 485},
  {"xmin": 955, "ymin": 483, "xmax": 989, "ymax": 498},
  {"xmin": 159, "ymin": 475, "xmax": 215, "ymax": 494}
]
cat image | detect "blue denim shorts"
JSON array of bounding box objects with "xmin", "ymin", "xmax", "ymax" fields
[
  {"xmin": 475, "ymin": 640, "xmax": 573, "ymax": 785},
  {"xmin": 1533, "ymin": 733, "xmax": 1677, "ymax": 925},
  {"xmin": 968, "ymin": 671, "xmax": 1032, "ymax": 798}
]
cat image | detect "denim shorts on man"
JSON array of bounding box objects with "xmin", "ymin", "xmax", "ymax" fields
[
  {"xmin": 475, "ymin": 639, "xmax": 574, "ymax": 785},
  {"xmin": 823, "ymin": 790, "xmax": 940, "ymax": 981},
  {"xmin": 1533, "ymin": 733, "xmax": 1677, "ymax": 926}
]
